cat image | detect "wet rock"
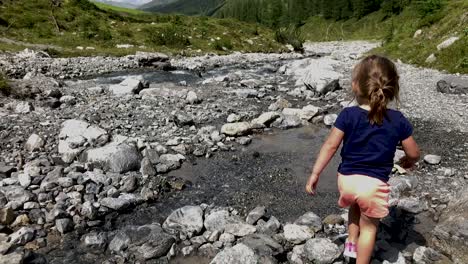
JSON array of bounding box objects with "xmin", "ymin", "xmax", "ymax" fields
[
  {"xmin": 83, "ymin": 232, "xmax": 108, "ymax": 250},
  {"xmin": 9, "ymin": 227, "xmax": 35, "ymax": 245},
  {"xmin": 56, "ymin": 218, "xmax": 73, "ymax": 234},
  {"xmin": 240, "ymin": 234, "xmax": 284, "ymax": 256},
  {"xmin": 304, "ymin": 238, "xmax": 340, "ymax": 264},
  {"xmin": 163, "ymin": 205, "xmax": 204, "ymax": 238},
  {"xmin": 283, "ymin": 224, "xmax": 313, "ymax": 244},
  {"xmin": 82, "ymin": 143, "xmax": 142, "ymax": 173},
  {"xmin": 246, "ymin": 206, "xmax": 266, "ymax": 225},
  {"xmin": 210, "ymin": 243, "xmax": 258, "ymax": 264},
  {"xmin": 282, "ymin": 106, "xmax": 319, "ymax": 121},
  {"xmin": 0, "ymin": 207, "xmax": 15, "ymax": 225},
  {"xmin": 275, "ymin": 114, "xmax": 302, "ymax": 129},
  {"xmin": 24, "ymin": 134, "xmax": 45, "ymax": 152},
  {"xmin": 224, "ymin": 222, "xmax": 256, "ymax": 237},
  {"xmin": 137, "ymin": 240, "xmax": 174, "ymax": 260},
  {"xmin": 221, "ymin": 122, "xmax": 252, "ymax": 136},
  {"xmin": 15, "ymin": 102, "xmax": 34, "ymax": 114},
  {"xmin": 324, "ymin": 114, "xmax": 338, "ymax": 126},
  {"xmin": 251, "ymin": 113, "xmax": 280, "ymax": 128},
  {"xmin": 424, "ymin": 154, "xmax": 441, "ymax": 165},
  {"xmin": 109, "ymin": 75, "xmax": 147, "ymax": 96},
  {"xmin": 437, "ymin": 36, "xmax": 460, "ymax": 51},
  {"xmin": 295, "ymin": 212, "xmax": 322, "ymax": 232}
]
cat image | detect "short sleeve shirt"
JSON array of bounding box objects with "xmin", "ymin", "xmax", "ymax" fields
[{"xmin": 334, "ymin": 106, "xmax": 413, "ymax": 182}]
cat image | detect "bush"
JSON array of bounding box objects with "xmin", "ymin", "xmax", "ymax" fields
[
  {"xmin": 275, "ymin": 26, "xmax": 305, "ymax": 52},
  {"xmin": 213, "ymin": 38, "xmax": 233, "ymax": 51},
  {"xmin": 144, "ymin": 25, "xmax": 191, "ymax": 48},
  {"xmin": 0, "ymin": 73, "xmax": 11, "ymax": 96},
  {"xmin": 414, "ymin": 0, "xmax": 445, "ymax": 17}
]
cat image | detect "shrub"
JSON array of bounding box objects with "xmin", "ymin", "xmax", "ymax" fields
[
  {"xmin": 213, "ymin": 38, "xmax": 233, "ymax": 51},
  {"xmin": 144, "ymin": 25, "xmax": 191, "ymax": 48},
  {"xmin": 275, "ymin": 26, "xmax": 305, "ymax": 52},
  {"xmin": 414, "ymin": 0, "xmax": 445, "ymax": 17}
]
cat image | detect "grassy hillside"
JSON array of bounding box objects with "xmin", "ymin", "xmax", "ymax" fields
[
  {"xmin": 92, "ymin": 1, "xmax": 148, "ymax": 15},
  {"xmin": 0, "ymin": 0, "xmax": 284, "ymax": 57},
  {"xmin": 301, "ymin": 0, "xmax": 468, "ymax": 73},
  {"xmin": 141, "ymin": 0, "xmax": 225, "ymax": 16}
]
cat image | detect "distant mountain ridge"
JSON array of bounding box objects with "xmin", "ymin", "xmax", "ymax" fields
[
  {"xmin": 141, "ymin": 0, "xmax": 225, "ymax": 16},
  {"xmin": 93, "ymin": 0, "xmax": 151, "ymax": 9}
]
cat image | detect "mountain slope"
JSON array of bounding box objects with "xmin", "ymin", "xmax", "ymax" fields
[
  {"xmin": 141, "ymin": 0, "xmax": 225, "ymax": 16},
  {"xmin": 0, "ymin": 0, "xmax": 284, "ymax": 56},
  {"xmin": 93, "ymin": 0, "xmax": 140, "ymax": 9}
]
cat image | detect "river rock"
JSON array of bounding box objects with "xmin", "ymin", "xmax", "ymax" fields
[
  {"xmin": 0, "ymin": 252, "xmax": 23, "ymax": 264},
  {"xmin": 275, "ymin": 114, "xmax": 302, "ymax": 129},
  {"xmin": 81, "ymin": 143, "xmax": 142, "ymax": 173},
  {"xmin": 437, "ymin": 36, "xmax": 460, "ymax": 51},
  {"xmin": 56, "ymin": 218, "xmax": 73, "ymax": 234},
  {"xmin": 324, "ymin": 114, "xmax": 338, "ymax": 126},
  {"xmin": 0, "ymin": 207, "xmax": 15, "ymax": 225},
  {"xmin": 398, "ymin": 197, "xmax": 427, "ymax": 214},
  {"xmin": 251, "ymin": 112, "xmax": 280, "ymax": 128},
  {"xmin": 210, "ymin": 243, "xmax": 258, "ymax": 264},
  {"xmin": 246, "ymin": 206, "xmax": 266, "ymax": 225},
  {"xmin": 18, "ymin": 173, "xmax": 31, "ymax": 188},
  {"xmin": 24, "ymin": 134, "xmax": 45, "ymax": 152},
  {"xmin": 413, "ymin": 246, "xmax": 444, "ymax": 264},
  {"xmin": 424, "ymin": 154, "xmax": 441, "ymax": 165},
  {"xmin": 436, "ymin": 80, "xmax": 468, "ymax": 95},
  {"xmin": 109, "ymin": 75, "xmax": 147, "ymax": 96},
  {"xmin": 119, "ymin": 223, "xmax": 174, "ymax": 258},
  {"xmin": 140, "ymin": 157, "xmax": 156, "ymax": 176},
  {"xmin": 295, "ymin": 212, "xmax": 322, "ymax": 232},
  {"xmin": 15, "ymin": 102, "xmax": 33, "ymax": 114},
  {"xmin": 59, "ymin": 95, "xmax": 76, "ymax": 105},
  {"xmin": 0, "ymin": 186, "xmax": 33, "ymax": 210},
  {"xmin": 283, "ymin": 224, "xmax": 313, "ymax": 244},
  {"xmin": 204, "ymin": 209, "xmax": 231, "ymax": 232},
  {"xmin": 100, "ymin": 196, "xmax": 134, "ymax": 211},
  {"xmin": 9, "ymin": 227, "xmax": 35, "ymax": 245},
  {"xmin": 83, "ymin": 232, "xmax": 108, "ymax": 250},
  {"xmin": 221, "ymin": 122, "xmax": 252, "ymax": 136},
  {"xmin": 240, "ymin": 234, "xmax": 284, "ymax": 256},
  {"xmin": 134, "ymin": 51, "xmax": 169, "ymax": 67},
  {"xmin": 224, "ymin": 222, "xmax": 256, "ymax": 237},
  {"xmin": 304, "ymin": 238, "xmax": 340, "ymax": 264},
  {"xmin": 108, "ymin": 231, "xmax": 131, "ymax": 253},
  {"xmin": 163, "ymin": 205, "xmax": 204, "ymax": 238},
  {"xmin": 431, "ymin": 186, "xmax": 468, "ymax": 263},
  {"xmin": 186, "ymin": 91, "xmax": 200, "ymax": 104}
]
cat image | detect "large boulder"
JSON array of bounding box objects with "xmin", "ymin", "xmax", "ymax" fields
[
  {"xmin": 204, "ymin": 209, "xmax": 232, "ymax": 232},
  {"xmin": 109, "ymin": 75, "xmax": 148, "ymax": 96},
  {"xmin": 210, "ymin": 243, "xmax": 258, "ymax": 264},
  {"xmin": 221, "ymin": 122, "xmax": 252, "ymax": 136},
  {"xmin": 431, "ymin": 186, "xmax": 468, "ymax": 263},
  {"xmin": 58, "ymin": 119, "xmax": 108, "ymax": 163},
  {"xmin": 163, "ymin": 206, "xmax": 204, "ymax": 238},
  {"xmin": 304, "ymin": 238, "xmax": 341, "ymax": 264},
  {"xmin": 81, "ymin": 143, "xmax": 142, "ymax": 173}
]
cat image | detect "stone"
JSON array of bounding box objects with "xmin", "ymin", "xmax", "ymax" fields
[
  {"xmin": 163, "ymin": 206, "xmax": 204, "ymax": 237},
  {"xmin": 25, "ymin": 134, "xmax": 45, "ymax": 152},
  {"xmin": 227, "ymin": 114, "xmax": 241, "ymax": 123},
  {"xmin": 322, "ymin": 214, "xmax": 345, "ymax": 225},
  {"xmin": 295, "ymin": 212, "xmax": 322, "ymax": 232},
  {"xmin": 0, "ymin": 207, "xmax": 15, "ymax": 225},
  {"xmin": 221, "ymin": 122, "xmax": 252, "ymax": 136},
  {"xmin": 268, "ymin": 98, "xmax": 291, "ymax": 111},
  {"xmin": 304, "ymin": 238, "xmax": 340, "ymax": 264},
  {"xmin": 320, "ymin": 79, "xmax": 341, "ymax": 95},
  {"xmin": 0, "ymin": 186, "xmax": 33, "ymax": 210},
  {"xmin": 240, "ymin": 234, "xmax": 284, "ymax": 256},
  {"xmin": 100, "ymin": 196, "xmax": 133, "ymax": 211},
  {"xmin": 81, "ymin": 201, "xmax": 97, "ymax": 220},
  {"xmin": 234, "ymin": 88, "xmax": 258, "ymax": 98},
  {"xmin": 382, "ymin": 251, "xmax": 406, "ymax": 264},
  {"xmin": 199, "ymin": 243, "xmax": 220, "ymax": 258},
  {"xmin": 283, "ymin": 224, "xmax": 313, "ymax": 244},
  {"xmin": 9, "ymin": 227, "xmax": 35, "ymax": 245},
  {"xmin": 225, "ymin": 222, "xmax": 256, "ymax": 237},
  {"xmin": 413, "ymin": 246, "xmax": 443, "ymax": 264},
  {"xmin": 186, "ymin": 91, "xmax": 200, "ymax": 104},
  {"xmin": 324, "ymin": 114, "xmax": 338, "ymax": 126},
  {"xmin": 109, "ymin": 75, "xmax": 146, "ymax": 95},
  {"xmin": 413, "ymin": 29, "xmax": 423, "ymax": 38},
  {"xmin": 276, "ymin": 115, "xmax": 302, "ymax": 129},
  {"xmin": 264, "ymin": 216, "xmax": 281, "ymax": 234},
  {"xmin": 424, "ymin": 155, "xmax": 441, "ymax": 165},
  {"xmin": 56, "ymin": 218, "xmax": 73, "ymax": 234},
  {"xmin": 437, "ymin": 36, "xmax": 460, "ymax": 51},
  {"xmin": 219, "ymin": 232, "xmax": 236, "ymax": 244},
  {"xmin": 246, "ymin": 206, "xmax": 266, "ymax": 225},
  {"xmin": 210, "ymin": 243, "xmax": 258, "ymax": 264},
  {"xmin": 251, "ymin": 112, "xmax": 280, "ymax": 128},
  {"xmin": 436, "ymin": 80, "xmax": 468, "ymax": 95},
  {"xmin": 0, "ymin": 165, "xmax": 16, "ymax": 178},
  {"xmin": 134, "ymin": 51, "xmax": 169, "ymax": 67},
  {"xmin": 83, "ymin": 232, "xmax": 107, "ymax": 250},
  {"xmin": 0, "ymin": 252, "xmax": 23, "ymax": 264},
  {"xmin": 18, "ymin": 173, "xmax": 31, "ymax": 188},
  {"xmin": 121, "ymin": 175, "xmax": 138, "ymax": 192},
  {"xmin": 108, "ymin": 232, "xmax": 130, "ymax": 253},
  {"xmin": 15, "ymin": 102, "xmax": 34, "ymax": 114},
  {"xmin": 288, "ymin": 244, "xmax": 306, "ymax": 264},
  {"xmin": 425, "ymin": 54, "xmax": 437, "ymax": 64},
  {"xmin": 82, "ymin": 143, "xmax": 142, "ymax": 173},
  {"xmin": 398, "ymin": 197, "xmax": 427, "ymax": 214},
  {"xmin": 59, "ymin": 95, "xmax": 76, "ymax": 105}
]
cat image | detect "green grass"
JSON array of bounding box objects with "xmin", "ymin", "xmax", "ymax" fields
[
  {"xmin": 0, "ymin": 0, "xmax": 285, "ymax": 57},
  {"xmin": 91, "ymin": 1, "xmax": 148, "ymax": 15},
  {"xmin": 301, "ymin": 0, "xmax": 468, "ymax": 73}
]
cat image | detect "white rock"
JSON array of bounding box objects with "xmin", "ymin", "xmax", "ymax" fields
[
  {"xmin": 221, "ymin": 122, "xmax": 252, "ymax": 136},
  {"xmin": 163, "ymin": 206, "xmax": 204, "ymax": 238},
  {"xmin": 251, "ymin": 112, "xmax": 280, "ymax": 128},
  {"xmin": 204, "ymin": 209, "xmax": 231, "ymax": 232},
  {"xmin": 18, "ymin": 173, "xmax": 31, "ymax": 188},
  {"xmin": 413, "ymin": 246, "xmax": 442, "ymax": 264},
  {"xmin": 424, "ymin": 154, "xmax": 441, "ymax": 165},
  {"xmin": 425, "ymin": 54, "xmax": 436, "ymax": 63},
  {"xmin": 283, "ymin": 224, "xmax": 313, "ymax": 244},
  {"xmin": 224, "ymin": 222, "xmax": 256, "ymax": 237},
  {"xmin": 210, "ymin": 243, "xmax": 258, "ymax": 264},
  {"xmin": 227, "ymin": 114, "xmax": 241, "ymax": 123},
  {"xmin": 109, "ymin": 76, "xmax": 145, "ymax": 96},
  {"xmin": 186, "ymin": 91, "xmax": 200, "ymax": 104},
  {"xmin": 324, "ymin": 114, "xmax": 338, "ymax": 126},
  {"xmin": 15, "ymin": 102, "xmax": 33, "ymax": 114},
  {"xmin": 82, "ymin": 143, "xmax": 142, "ymax": 173},
  {"xmin": 413, "ymin": 29, "xmax": 423, "ymax": 38},
  {"xmin": 24, "ymin": 134, "xmax": 44, "ymax": 152},
  {"xmin": 437, "ymin": 36, "xmax": 460, "ymax": 51},
  {"xmin": 304, "ymin": 238, "xmax": 340, "ymax": 264}
]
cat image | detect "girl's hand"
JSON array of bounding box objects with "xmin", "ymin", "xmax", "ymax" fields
[
  {"xmin": 399, "ymin": 156, "xmax": 416, "ymax": 170},
  {"xmin": 305, "ymin": 174, "xmax": 319, "ymax": 196}
]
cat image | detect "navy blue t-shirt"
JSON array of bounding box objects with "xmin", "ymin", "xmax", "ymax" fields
[{"xmin": 334, "ymin": 106, "xmax": 413, "ymax": 182}]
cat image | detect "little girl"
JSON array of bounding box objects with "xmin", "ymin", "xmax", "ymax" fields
[{"xmin": 305, "ymin": 55, "xmax": 420, "ymax": 264}]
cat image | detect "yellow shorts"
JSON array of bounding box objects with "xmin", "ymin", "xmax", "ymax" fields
[{"xmin": 337, "ymin": 173, "xmax": 390, "ymax": 219}]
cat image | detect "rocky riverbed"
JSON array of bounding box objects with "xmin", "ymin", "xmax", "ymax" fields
[{"xmin": 0, "ymin": 41, "xmax": 467, "ymax": 264}]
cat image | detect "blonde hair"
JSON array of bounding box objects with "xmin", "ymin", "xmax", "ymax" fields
[{"xmin": 353, "ymin": 55, "xmax": 400, "ymax": 125}]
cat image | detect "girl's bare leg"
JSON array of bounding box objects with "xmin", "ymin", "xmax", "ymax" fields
[
  {"xmin": 357, "ymin": 214, "xmax": 380, "ymax": 264},
  {"xmin": 348, "ymin": 203, "xmax": 361, "ymax": 243}
]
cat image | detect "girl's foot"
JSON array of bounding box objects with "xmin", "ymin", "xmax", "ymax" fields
[{"xmin": 343, "ymin": 241, "xmax": 357, "ymax": 258}]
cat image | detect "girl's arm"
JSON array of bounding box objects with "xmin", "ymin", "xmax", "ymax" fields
[
  {"xmin": 400, "ymin": 136, "xmax": 420, "ymax": 169},
  {"xmin": 306, "ymin": 127, "xmax": 344, "ymax": 195}
]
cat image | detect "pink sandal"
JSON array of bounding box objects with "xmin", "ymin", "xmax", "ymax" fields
[{"xmin": 344, "ymin": 241, "xmax": 357, "ymax": 258}]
